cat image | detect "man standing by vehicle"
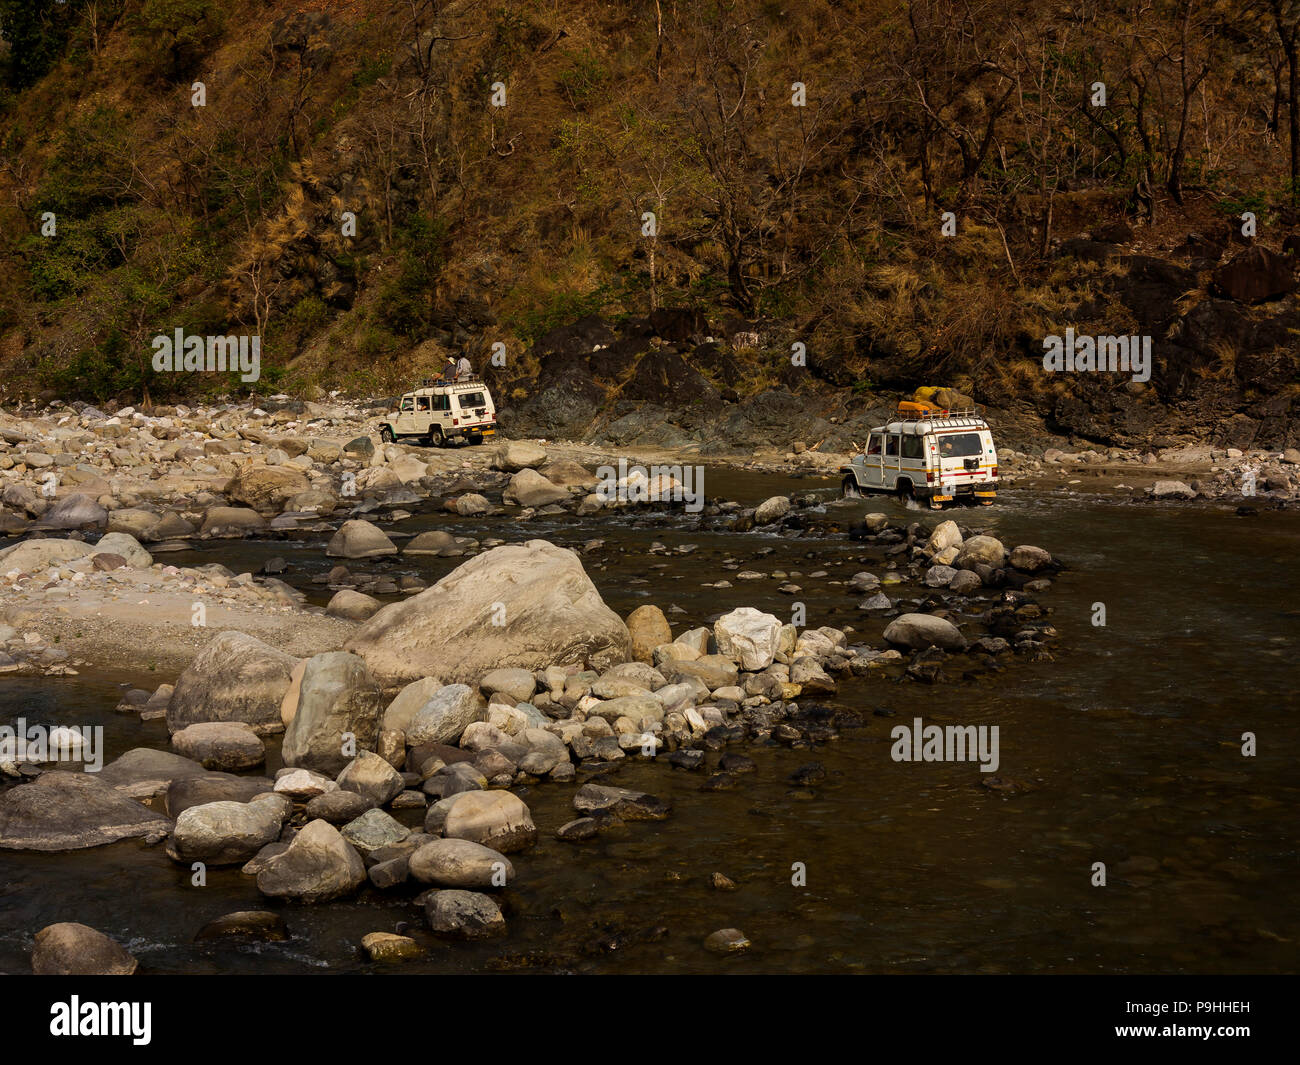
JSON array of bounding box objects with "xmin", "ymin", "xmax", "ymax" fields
[
  {"xmin": 455, "ymin": 353, "xmax": 473, "ymax": 380},
  {"xmin": 440, "ymin": 355, "xmax": 457, "ymax": 382}
]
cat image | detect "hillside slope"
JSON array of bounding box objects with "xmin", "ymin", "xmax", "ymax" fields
[{"xmin": 0, "ymin": 0, "xmax": 1297, "ymax": 449}]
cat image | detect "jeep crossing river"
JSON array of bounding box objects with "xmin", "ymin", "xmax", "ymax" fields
[{"xmin": 840, "ymin": 401, "xmax": 999, "ymax": 508}]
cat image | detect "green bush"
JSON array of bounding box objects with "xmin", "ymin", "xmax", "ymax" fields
[
  {"xmin": 0, "ymin": 0, "xmax": 79, "ymax": 90},
  {"xmin": 136, "ymin": 0, "xmax": 224, "ymax": 81},
  {"xmin": 357, "ymin": 324, "xmax": 400, "ymax": 359},
  {"xmin": 376, "ymin": 214, "xmax": 448, "ymax": 337},
  {"xmin": 508, "ymin": 285, "xmax": 613, "ymax": 344}
]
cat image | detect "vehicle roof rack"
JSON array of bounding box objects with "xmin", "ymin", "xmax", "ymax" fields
[{"xmin": 896, "ymin": 402, "xmax": 981, "ymax": 419}]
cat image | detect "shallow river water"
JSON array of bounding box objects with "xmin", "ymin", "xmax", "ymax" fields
[{"xmin": 2, "ymin": 473, "xmax": 1297, "ymax": 974}]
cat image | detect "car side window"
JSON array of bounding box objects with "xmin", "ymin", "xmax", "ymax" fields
[
  {"xmin": 416, "ymin": 395, "xmax": 430, "ymax": 411},
  {"xmin": 866, "ymin": 434, "xmax": 882, "ymax": 456},
  {"xmin": 902, "ymin": 434, "xmax": 923, "ymax": 460},
  {"xmin": 400, "ymin": 397, "xmax": 413, "ymax": 411},
  {"xmin": 434, "ymin": 394, "xmax": 450, "ymax": 411},
  {"xmin": 885, "ymin": 435, "xmax": 900, "ymax": 457}
]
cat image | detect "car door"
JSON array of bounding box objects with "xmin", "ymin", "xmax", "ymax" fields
[
  {"xmin": 432, "ymin": 392, "xmax": 451, "ymax": 430},
  {"xmin": 883, "ymin": 432, "xmax": 902, "ymax": 488},
  {"xmin": 395, "ymin": 396, "xmax": 416, "ymax": 434},
  {"xmin": 901, "ymin": 432, "xmax": 926, "ymax": 489},
  {"xmin": 862, "ymin": 433, "xmax": 885, "ymax": 488},
  {"xmin": 936, "ymin": 431, "xmax": 984, "ymax": 488}
]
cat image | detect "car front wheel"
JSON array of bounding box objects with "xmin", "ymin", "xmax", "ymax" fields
[{"xmin": 379, "ymin": 425, "xmax": 394, "ymax": 443}]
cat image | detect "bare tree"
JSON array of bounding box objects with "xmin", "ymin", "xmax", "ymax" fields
[{"xmin": 1270, "ymin": 0, "xmax": 1300, "ymax": 202}]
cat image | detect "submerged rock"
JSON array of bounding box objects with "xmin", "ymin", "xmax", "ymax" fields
[
  {"xmin": 361, "ymin": 931, "xmax": 423, "ymax": 961},
  {"xmin": 424, "ymin": 889, "xmax": 506, "ymax": 938},
  {"xmin": 882, "ymin": 613, "xmax": 967, "ymax": 652},
  {"xmin": 0, "ymin": 773, "xmax": 171, "ymax": 851},
  {"xmin": 193, "ymin": 910, "xmax": 288, "ymax": 941},
  {"xmin": 31, "ymin": 922, "xmax": 137, "ymax": 975},
  {"xmin": 703, "ymin": 927, "xmax": 750, "ymax": 955},
  {"xmin": 573, "ymin": 783, "xmax": 671, "ymax": 820},
  {"xmin": 194, "ymin": 911, "xmax": 288, "ymax": 942}
]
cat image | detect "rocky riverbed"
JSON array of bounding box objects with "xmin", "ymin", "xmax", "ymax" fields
[
  {"xmin": 3, "ymin": 395, "xmax": 1296, "ymax": 975},
  {"xmin": 1, "ymin": 397, "xmax": 1296, "ymax": 552},
  {"xmin": 1, "ymin": 473, "xmax": 1064, "ymax": 969}
]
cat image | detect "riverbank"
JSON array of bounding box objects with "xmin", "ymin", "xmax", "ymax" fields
[{"xmin": 1, "ymin": 398, "xmax": 1295, "ymax": 551}]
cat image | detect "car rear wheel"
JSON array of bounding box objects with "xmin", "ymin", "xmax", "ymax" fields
[
  {"xmin": 425, "ymin": 427, "xmax": 444, "ymax": 448},
  {"xmin": 895, "ymin": 477, "xmax": 915, "ymax": 499}
]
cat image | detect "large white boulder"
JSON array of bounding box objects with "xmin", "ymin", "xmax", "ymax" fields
[
  {"xmin": 713, "ymin": 607, "xmax": 783, "ymax": 671},
  {"xmin": 345, "ymin": 540, "xmax": 630, "ymax": 685}
]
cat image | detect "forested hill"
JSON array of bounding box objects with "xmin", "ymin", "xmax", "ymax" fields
[{"xmin": 0, "ymin": 0, "xmax": 1298, "ymax": 450}]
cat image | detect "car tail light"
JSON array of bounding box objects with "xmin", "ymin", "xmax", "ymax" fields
[
  {"xmin": 992, "ymin": 466, "xmax": 998, "ymax": 477},
  {"xmin": 452, "ymin": 418, "xmax": 459, "ymax": 426},
  {"xmin": 926, "ymin": 470, "xmax": 935, "ymax": 483}
]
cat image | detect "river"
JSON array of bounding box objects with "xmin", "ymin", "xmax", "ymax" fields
[{"xmin": 2, "ymin": 472, "xmax": 1296, "ymax": 973}]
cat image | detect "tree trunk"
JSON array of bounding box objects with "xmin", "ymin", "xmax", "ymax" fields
[{"xmin": 1290, "ymin": 45, "xmax": 1300, "ymax": 202}]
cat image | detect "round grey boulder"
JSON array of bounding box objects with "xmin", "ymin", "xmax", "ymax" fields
[
  {"xmin": 408, "ymin": 838, "xmax": 514, "ymax": 888},
  {"xmin": 326, "ymin": 519, "xmax": 397, "ymax": 559},
  {"xmin": 168, "ymin": 795, "xmax": 287, "ymax": 865},
  {"xmin": 882, "ymin": 613, "xmax": 967, "ymax": 652},
  {"xmin": 406, "ymin": 684, "xmax": 484, "ymax": 746},
  {"xmin": 255, "ymin": 819, "xmax": 366, "ymax": 903},
  {"xmin": 171, "ymin": 722, "xmax": 266, "ymax": 771},
  {"xmin": 326, "ymin": 589, "xmax": 383, "ymax": 621},
  {"xmin": 31, "ymin": 922, "xmax": 137, "ymax": 975},
  {"xmin": 440, "ymin": 791, "xmax": 537, "ymax": 853},
  {"xmin": 335, "ymin": 750, "xmax": 405, "ymax": 805},
  {"xmin": 424, "ymin": 889, "xmax": 505, "ymax": 938}
]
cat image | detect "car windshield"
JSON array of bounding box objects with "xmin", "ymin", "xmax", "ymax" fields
[
  {"xmin": 458, "ymin": 392, "xmax": 486, "ymax": 408},
  {"xmin": 937, "ymin": 432, "xmax": 984, "ymax": 458}
]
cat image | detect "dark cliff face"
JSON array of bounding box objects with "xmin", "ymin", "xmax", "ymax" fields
[{"xmin": 490, "ymin": 242, "xmax": 1300, "ymax": 453}]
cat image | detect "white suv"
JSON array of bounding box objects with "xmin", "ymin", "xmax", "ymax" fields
[
  {"xmin": 841, "ymin": 402, "xmax": 998, "ymax": 508},
  {"xmin": 380, "ymin": 379, "xmax": 497, "ymax": 446}
]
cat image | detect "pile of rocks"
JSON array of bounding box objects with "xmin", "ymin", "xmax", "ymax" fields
[{"xmin": 2, "ymin": 531, "xmax": 1061, "ymax": 967}]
